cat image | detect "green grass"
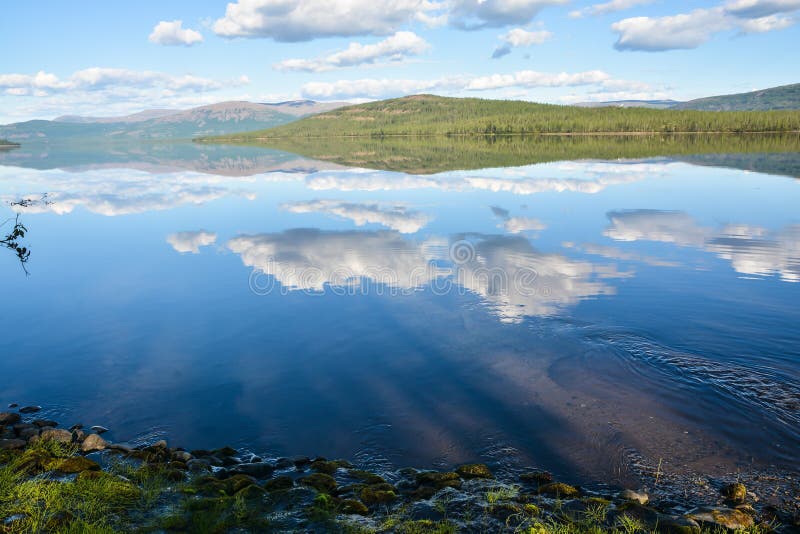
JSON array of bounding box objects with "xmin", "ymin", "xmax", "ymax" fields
[
  {"xmin": 218, "ymin": 132, "xmax": 800, "ymax": 175},
  {"xmin": 202, "ymin": 95, "xmax": 800, "ymax": 141}
]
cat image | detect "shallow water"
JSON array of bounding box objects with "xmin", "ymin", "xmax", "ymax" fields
[{"xmin": 1, "ymin": 141, "xmax": 798, "ymax": 487}]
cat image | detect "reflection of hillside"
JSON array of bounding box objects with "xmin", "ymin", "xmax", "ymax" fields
[
  {"xmin": 0, "ymin": 142, "xmax": 344, "ymax": 177},
  {"xmin": 237, "ymin": 134, "xmax": 800, "ymax": 176}
]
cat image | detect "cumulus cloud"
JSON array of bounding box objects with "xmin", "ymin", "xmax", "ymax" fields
[
  {"xmin": 569, "ymin": 0, "xmax": 652, "ymax": 18},
  {"xmin": 492, "ymin": 28, "xmax": 552, "ymax": 58},
  {"xmin": 612, "ymin": 0, "xmax": 800, "ymax": 51},
  {"xmin": 149, "ymin": 20, "xmax": 204, "ymax": 46},
  {"xmin": 300, "ymin": 68, "xmax": 650, "ymax": 99},
  {"xmin": 212, "ymin": 0, "xmax": 567, "ymax": 41},
  {"xmin": 489, "ymin": 205, "xmax": 546, "ymax": 234},
  {"xmin": 274, "ymin": 32, "xmax": 429, "ymax": 72},
  {"xmin": 448, "ymin": 0, "xmax": 568, "ymax": 30},
  {"xmin": 282, "ymin": 199, "xmax": 431, "ymax": 233},
  {"xmin": 0, "ymin": 67, "xmax": 239, "ymax": 96},
  {"xmin": 167, "ymin": 231, "xmax": 217, "ymax": 253},
  {"xmin": 213, "ymin": 0, "xmax": 436, "ymax": 41}
]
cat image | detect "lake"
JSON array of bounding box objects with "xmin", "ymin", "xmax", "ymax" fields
[{"xmin": 1, "ymin": 138, "xmax": 798, "ymax": 492}]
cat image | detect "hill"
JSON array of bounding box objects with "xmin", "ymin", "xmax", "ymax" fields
[
  {"xmin": 674, "ymin": 83, "xmax": 800, "ymax": 111},
  {"xmin": 204, "ymin": 94, "xmax": 800, "ymax": 140},
  {"xmin": 0, "ymin": 100, "xmax": 348, "ymax": 143},
  {"xmin": 573, "ymin": 100, "xmax": 679, "ymax": 109}
]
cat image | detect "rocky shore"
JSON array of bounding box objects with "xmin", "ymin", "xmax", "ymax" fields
[{"xmin": 1, "ymin": 406, "xmax": 798, "ymax": 533}]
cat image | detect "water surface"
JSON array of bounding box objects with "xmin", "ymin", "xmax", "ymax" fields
[{"xmin": 1, "ymin": 139, "xmax": 798, "ymax": 488}]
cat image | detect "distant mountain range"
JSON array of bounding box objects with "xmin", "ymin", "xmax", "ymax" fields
[
  {"xmin": 576, "ymin": 83, "xmax": 800, "ymax": 111},
  {"xmin": 0, "ymin": 100, "xmax": 347, "ymax": 143}
]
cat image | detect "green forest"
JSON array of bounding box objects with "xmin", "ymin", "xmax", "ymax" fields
[{"xmin": 203, "ymin": 95, "xmax": 800, "ymax": 141}]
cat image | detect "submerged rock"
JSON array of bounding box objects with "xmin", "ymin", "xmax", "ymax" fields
[
  {"xmin": 19, "ymin": 406, "xmax": 41, "ymax": 414},
  {"xmin": 455, "ymin": 463, "xmax": 494, "ymax": 479}
]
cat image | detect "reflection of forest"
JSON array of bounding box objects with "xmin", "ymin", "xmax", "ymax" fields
[{"xmin": 241, "ymin": 133, "xmax": 800, "ymax": 176}]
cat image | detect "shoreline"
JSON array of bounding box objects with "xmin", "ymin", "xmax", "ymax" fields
[{"xmin": 2, "ymin": 406, "xmax": 798, "ymax": 533}]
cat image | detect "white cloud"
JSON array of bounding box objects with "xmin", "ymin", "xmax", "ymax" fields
[
  {"xmin": 282, "ymin": 199, "xmax": 431, "ymax": 233},
  {"xmin": 612, "ymin": 0, "xmax": 799, "ymax": 51},
  {"xmin": 448, "ymin": 0, "xmax": 568, "ymax": 29},
  {"xmin": 300, "ymin": 69, "xmax": 651, "ymax": 99},
  {"xmin": 274, "ymin": 32, "xmax": 429, "ymax": 72},
  {"xmin": 0, "ymin": 68, "xmax": 237, "ymax": 95},
  {"xmin": 212, "ymin": 0, "xmax": 567, "ymax": 41},
  {"xmin": 149, "ymin": 20, "xmax": 204, "ymax": 46},
  {"xmin": 569, "ymin": 0, "xmax": 651, "ymax": 18},
  {"xmin": 500, "ymin": 28, "xmax": 553, "ymax": 46},
  {"xmin": 167, "ymin": 231, "xmax": 218, "ymax": 253},
  {"xmin": 213, "ymin": 0, "xmax": 437, "ymax": 41}
]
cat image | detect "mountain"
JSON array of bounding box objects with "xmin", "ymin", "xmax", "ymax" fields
[
  {"xmin": 0, "ymin": 100, "xmax": 348, "ymax": 143},
  {"xmin": 674, "ymin": 83, "xmax": 800, "ymax": 111},
  {"xmin": 574, "ymin": 100, "xmax": 679, "ymax": 109},
  {"xmin": 575, "ymin": 84, "xmax": 800, "ymax": 111},
  {"xmin": 203, "ymin": 94, "xmax": 800, "ymax": 140}
]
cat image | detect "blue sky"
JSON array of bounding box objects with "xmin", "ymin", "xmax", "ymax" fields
[{"xmin": 1, "ymin": 0, "xmax": 798, "ymax": 123}]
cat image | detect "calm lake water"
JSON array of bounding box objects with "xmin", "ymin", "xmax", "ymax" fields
[{"xmin": 1, "ymin": 140, "xmax": 799, "ymax": 487}]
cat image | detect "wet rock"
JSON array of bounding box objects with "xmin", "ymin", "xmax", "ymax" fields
[
  {"xmin": 90, "ymin": 426, "xmax": 109, "ymax": 434},
  {"xmin": 230, "ymin": 461, "xmax": 275, "ymax": 479},
  {"xmin": 108, "ymin": 443, "xmax": 133, "ymax": 453},
  {"xmin": 172, "ymin": 450, "xmax": 192, "ymax": 462},
  {"xmin": 186, "ymin": 459, "xmax": 211, "ymax": 473},
  {"xmin": 264, "ymin": 475, "xmax": 294, "ymax": 492},
  {"xmin": 310, "ymin": 459, "xmax": 352, "ymax": 475},
  {"xmin": 18, "ymin": 427, "xmax": 40, "ymax": 441},
  {"xmin": 360, "ymin": 483, "xmax": 398, "ymax": 505},
  {"xmin": 299, "ymin": 472, "xmax": 337, "ymax": 493},
  {"xmin": 81, "ymin": 433, "xmax": 108, "ymax": 452},
  {"xmin": 72, "ymin": 429, "xmax": 86, "ymax": 442},
  {"xmin": 520, "ymin": 470, "xmax": 553, "ymax": 484},
  {"xmin": 37, "ymin": 428, "xmax": 73, "ymax": 444},
  {"xmin": 275, "ymin": 457, "xmax": 294, "ymax": 469},
  {"xmin": 50, "ymin": 456, "xmax": 100, "ymax": 474},
  {"xmin": 614, "ymin": 502, "xmax": 660, "ymax": 529},
  {"xmin": 657, "ymin": 515, "xmax": 701, "ymax": 534},
  {"xmin": 19, "ymin": 406, "xmax": 41, "ymax": 414},
  {"xmin": 291, "ymin": 455, "xmax": 311, "ymax": 468},
  {"xmin": 236, "ymin": 484, "xmax": 266, "ymax": 500},
  {"xmin": 340, "ymin": 499, "xmax": 369, "ymax": 515},
  {"xmin": 489, "ymin": 502, "xmax": 523, "ymax": 521},
  {"xmin": 152, "ymin": 439, "xmax": 168, "ymax": 449},
  {"xmin": 348, "ymin": 469, "xmax": 388, "ymax": 485},
  {"xmin": 456, "ymin": 463, "xmax": 494, "ymax": 479},
  {"xmin": 7, "ymin": 403, "xmax": 18, "ymax": 409},
  {"xmin": 538, "ymin": 482, "xmax": 580, "ymax": 498},
  {"xmin": 687, "ymin": 506, "xmax": 754, "ymax": 530},
  {"xmin": 226, "ymin": 474, "xmax": 258, "ymax": 494},
  {"xmin": 721, "ymin": 483, "xmax": 747, "ymax": 504},
  {"xmin": 32, "ymin": 419, "xmax": 58, "ymax": 428},
  {"xmin": 415, "ymin": 471, "xmax": 462, "ymax": 491},
  {"xmin": 69, "ymin": 424, "xmax": 83, "ymax": 431},
  {"xmin": 213, "ymin": 446, "xmax": 237, "ymax": 457},
  {"xmin": 0, "ymin": 412, "xmax": 21, "ymax": 425},
  {"xmin": 0, "ymin": 439, "xmax": 26, "ymax": 450},
  {"xmin": 620, "ymin": 489, "xmax": 649, "ymax": 505}
]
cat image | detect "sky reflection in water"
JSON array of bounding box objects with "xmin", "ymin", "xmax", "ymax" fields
[{"xmin": 0, "ymin": 144, "xmax": 798, "ymax": 484}]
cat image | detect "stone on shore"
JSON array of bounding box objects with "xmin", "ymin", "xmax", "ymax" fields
[
  {"xmin": 81, "ymin": 433, "xmax": 108, "ymax": 452},
  {"xmin": 90, "ymin": 426, "xmax": 109, "ymax": 434},
  {"xmin": 0, "ymin": 438, "xmax": 26, "ymax": 450},
  {"xmin": 620, "ymin": 489, "xmax": 649, "ymax": 505},
  {"xmin": 37, "ymin": 428, "xmax": 73, "ymax": 444},
  {"xmin": 538, "ymin": 482, "xmax": 580, "ymax": 498},
  {"xmin": 720, "ymin": 483, "xmax": 747, "ymax": 504},
  {"xmin": 0, "ymin": 412, "xmax": 21, "ymax": 425},
  {"xmin": 686, "ymin": 506, "xmax": 754, "ymax": 530},
  {"xmin": 455, "ymin": 463, "xmax": 494, "ymax": 479}
]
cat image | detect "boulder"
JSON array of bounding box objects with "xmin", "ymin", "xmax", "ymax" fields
[
  {"xmin": 81, "ymin": 433, "xmax": 108, "ymax": 452},
  {"xmin": 19, "ymin": 406, "xmax": 41, "ymax": 414},
  {"xmin": 538, "ymin": 482, "xmax": 580, "ymax": 498},
  {"xmin": 38, "ymin": 428, "xmax": 73, "ymax": 444},
  {"xmin": 720, "ymin": 483, "xmax": 747, "ymax": 504},
  {"xmin": 90, "ymin": 426, "xmax": 109, "ymax": 434},
  {"xmin": 620, "ymin": 489, "xmax": 649, "ymax": 505},
  {"xmin": 0, "ymin": 439, "xmax": 26, "ymax": 450},
  {"xmin": 230, "ymin": 462, "xmax": 275, "ymax": 479},
  {"xmin": 686, "ymin": 507, "xmax": 754, "ymax": 530},
  {"xmin": 657, "ymin": 515, "xmax": 701, "ymax": 534},
  {"xmin": 455, "ymin": 463, "xmax": 494, "ymax": 479},
  {"xmin": 0, "ymin": 412, "xmax": 21, "ymax": 425}
]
